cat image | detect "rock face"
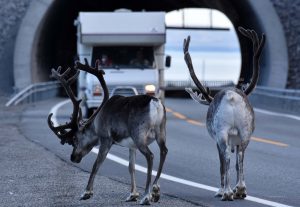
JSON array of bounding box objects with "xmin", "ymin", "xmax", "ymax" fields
[
  {"xmin": 0, "ymin": 0, "xmax": 31, "ymax": 95},
  {"xmin": 270, "ymin": 0, "xmax": 300, "ymax": 89}
]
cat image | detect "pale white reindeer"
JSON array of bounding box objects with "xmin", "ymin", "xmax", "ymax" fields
[
  {"xmin": 47, "ymin": 59, "xmax": 167, "ymax": 205},
  {"xmin": 184, "ymin": 27, "xmax": 265, "ymax": 201}
]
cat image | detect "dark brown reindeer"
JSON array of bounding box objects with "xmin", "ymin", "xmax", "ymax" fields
[
  {"xmin": 184, "ymin": 27, "xmax": 265, "ymax": 201},
  {"xmin": 47, "ymin": 59, "xmax": 168, "ymax": 205}
]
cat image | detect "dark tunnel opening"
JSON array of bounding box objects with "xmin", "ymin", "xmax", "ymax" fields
[{"xmin": 33, "ymin": 0, "xmax": 263, "ymax": 89}]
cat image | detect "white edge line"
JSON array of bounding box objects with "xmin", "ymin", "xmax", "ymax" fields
[
  {"xmin": 50, "ymin": 100, "xmax": 294, "ymax": 207},
  {"xmin": 255, "ymin": 108, "xmax": 300, "ymax": 121},
  {"xmin": 49, "ymin": 99, "xmax": 71, "ymax": 126}
]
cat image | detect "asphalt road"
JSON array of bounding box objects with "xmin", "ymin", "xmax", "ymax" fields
[{"xmin": 19, "ymin": 97, "xmax": 299, "ymax": 207}]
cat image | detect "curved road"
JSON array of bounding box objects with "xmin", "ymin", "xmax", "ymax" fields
[{"xmin": 20, "ymin": 97, "xmax": 299, "ymax": 207}]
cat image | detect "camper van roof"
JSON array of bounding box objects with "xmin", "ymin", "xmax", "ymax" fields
[{"xmin": 77, "ymin": 12, "xmax": 166, "ymax": 45}]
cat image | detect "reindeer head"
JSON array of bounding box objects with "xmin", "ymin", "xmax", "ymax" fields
[
  {"xmin": 70, "ymin": 127, "xmax": 98, "ymax": 163},
  {"xmin": 47, "ymin": 59, "xmax": 109, "ymax": 163}
]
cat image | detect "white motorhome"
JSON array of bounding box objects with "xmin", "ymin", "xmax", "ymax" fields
[{"xmin": 74, "ymin": 11, "xmax": 170, "ymax": 116}]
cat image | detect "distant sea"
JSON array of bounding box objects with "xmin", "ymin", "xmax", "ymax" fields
[
  {"xmin": 165, "ymin": 50, "xmax": 241, "ymax": 84},
  {"xmin": 165, "ymin": 28, "xmax": 241, "ymax": 84}
]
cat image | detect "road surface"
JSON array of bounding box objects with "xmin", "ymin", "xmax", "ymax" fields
[{"xmin": 17, "ymin": 97, "xmax": 300, "ymax": 207}]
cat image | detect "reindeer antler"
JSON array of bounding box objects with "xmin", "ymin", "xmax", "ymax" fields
[
  {"xmin": 183, "ymin": 36, "xmax": 213, "ymax": 104},
  {"xmin": 184, "ymin": 28, "xmax": 265, "ymax": 103},
  {"xmin": 238, "ymin": 27, "xmax": 266, "ymax": 95},
  {"xmin": 75, "ymin": 58, "xmax": 109, "ymax": 129},
  {"xmin": 47, "ymin": 67, "xmax": 81, "ymax": 145}
]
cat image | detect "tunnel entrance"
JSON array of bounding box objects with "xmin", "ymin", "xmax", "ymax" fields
[
  {"xmin": 15, "ymin": 0, "xmax": 288, "ymax": 90},
  {"xmin": 34, "ymin": 0, "xmax": 244, "ymax": 85}
]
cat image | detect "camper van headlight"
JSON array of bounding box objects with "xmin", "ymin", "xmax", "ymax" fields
[
  {"xmin": 93, "ymin": 84, "xmax": 102, "ymax": 96},
  {"xmin": 145, "ymin": 84, "xmax": 156, "ymax": 95}
]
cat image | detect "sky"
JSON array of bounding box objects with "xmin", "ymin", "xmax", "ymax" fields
[{"xmin": 164, "ymin": 9, "xmax": 241, "ymax": 84}]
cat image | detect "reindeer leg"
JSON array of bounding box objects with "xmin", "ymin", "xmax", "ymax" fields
[
  {"xmin": 126, "ymin": 148, "xmax": 140, "ymax": 202},
  {"xmin": 215, "ymin": 144, "xmax": 225, "ymax": 197},
  {"xmin": 235, "ymin": 145, "xmax": 240, "ymax": 188},
  {"xmin": 151, "ymin": 143, "xmax": 167, "ymax": 203},
  {"xmin": 218, "ymin": 134, "xmax": 233, "ymax": 201},
  {"xmin": 80, "ymin": 140, "xmax": 112, "ymax": 200},
  {"xmin": 137, "ymin": 145, "xmax": 154, "ymax": 205},
  {"xmin": 151, "ymin": 129, "xmax": 168, "ymax": 202},
  {"xmin": 234, "ymin": 145, "xmax": 247, "ymax": 199}
]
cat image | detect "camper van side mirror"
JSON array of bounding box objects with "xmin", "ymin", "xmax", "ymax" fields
[{"xmin": 165, "ymin": 55, "xmax": 171, "ymax": 68}]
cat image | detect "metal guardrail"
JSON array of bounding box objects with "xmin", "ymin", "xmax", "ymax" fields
[
  {"xmin": 165, "ymin": 80, "xmax": 235, "ymax": 90},
  {"xmin": 5, "ymin": 79, "xmax": 300, "ymax": 115},
  {"xmin": 5, "ymin": 81, "xmax": 60, "ymax": 107},
  {"xmin": 250, "ymin": 86, "xmax": 300, "ymax": 115},
  {"xmin": 254, "ymin": 86, "xmax": 300, "ymax": 99}
]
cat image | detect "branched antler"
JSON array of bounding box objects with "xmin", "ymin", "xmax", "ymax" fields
[
  {"xmin": 185, "ymin": 88, "xmax": 210, "ymax": 105},
  {"xmin": 238, "ymin": 27, "xmax": 266, "ymax": 95},
  {"xmin": 75, "ymin": 58, "xmax": 109, "ymax": 129},
  {"xmin": 184, "ymin": 27, "xmax": 265, "ymax": 104},
  {"xmin": 183, "ymin": 36, "xmax": 213, "ymax": 104},
  {"xmin": 47, "ymin": 67, "xmax": 81, "ymax": 145}
]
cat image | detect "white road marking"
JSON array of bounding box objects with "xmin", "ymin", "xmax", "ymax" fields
[
  {"xmin": 93, "ymin": 148, "xmax": 293, "ymax": 207},
  {"xmin": 49, "ymin": 99, "xmax": 71, "ymax": 126},
  {"xmin": 50, "ymin": 100, "xmax": 294, "ymax": 207},
  {"xmin": 255, "ymin": 108, "xmax": 300, "ymax": 121}
]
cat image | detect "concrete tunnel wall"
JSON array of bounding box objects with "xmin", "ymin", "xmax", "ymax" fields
[{"xmin": 13, "ymin": 0, "xmax": 288, "ymax": 91}]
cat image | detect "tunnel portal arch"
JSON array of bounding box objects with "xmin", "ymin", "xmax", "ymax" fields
[{"xmin": 14, "ymin": 0, "xmax": 288, "ymax": 90}]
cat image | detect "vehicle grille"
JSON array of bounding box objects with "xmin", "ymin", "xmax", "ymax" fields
[
  {"xmin": 108, "ymin": 85, "xmax": 144, "ymax": 96},
  {"xmin": 111, "ymin": 88, "xmax": 137, "ymax": 96}
]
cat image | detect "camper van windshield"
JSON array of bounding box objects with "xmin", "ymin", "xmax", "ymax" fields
[{"xmin": 92, "ymin": 46, "xmax": 154, "ymax": 69}]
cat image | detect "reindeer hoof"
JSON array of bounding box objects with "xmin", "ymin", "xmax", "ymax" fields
[
  {"xmin": 214, "ymin": 188, "xmax": 224, "ymax": 197},
  {"xmin": 221, "ymin": 190, "xmax": 234, "ymax": 201},
  {"xmin": 126, "ymin": 192, "xmax": 140, "ymax": 202},
  {"xmin": 234, "ymin": 186, "xmax": 247, "ymax": 199},
  {"xmin": 80, "ymin": 190, "xmax": 93, "ymax": 200},
  {"xmin": 140, "ymin": 195, "xmax": 151, "ymax": 205},
  {"xmin": 151, "ymin": 184, "xmax": 160, "ymax": 202}
]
